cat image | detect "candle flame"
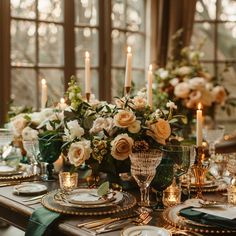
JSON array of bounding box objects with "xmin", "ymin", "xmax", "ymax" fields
[
  {"xmin": 60, "ymin": 98, "xmax": 65, "ymax": 104},
  {"xmin": 127, "ymin": 46, "xmax": 132, "ymax": 53},
  {"xmin": 85, "ymin": 51, "xmax": 90, "ymax": 58},
  {"xmin": 198, "ymin": 103, "xmax": 202, "ymax": 110},
  {"xmin": 41, "ymin": 79, "xmax": 46, "ymax": 85},
  {"xmin": 148, "ymin": 64, "xmax": 152, "ymax": 71}
]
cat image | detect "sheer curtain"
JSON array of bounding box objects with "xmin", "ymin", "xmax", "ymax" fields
[{"xmin": 150, "ymin": 0, "xmax": 197, "ymax": 67}]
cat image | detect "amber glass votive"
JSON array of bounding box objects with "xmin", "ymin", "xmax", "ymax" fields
[{"xmin": 59, "ymin": 172, "xmax": 78, "ymax": 192}]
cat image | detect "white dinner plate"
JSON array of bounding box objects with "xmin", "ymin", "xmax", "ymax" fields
[
  {"xmin": 13, "ymin": 183, "xmax": 48, "ymax": 195},
  {"xmin": 0, "ymin": 165, "xmax": 20, "ymax": 176},
  {"xmin": 121, "ymin": 226, "xmax": 171, "ymax": 236}
]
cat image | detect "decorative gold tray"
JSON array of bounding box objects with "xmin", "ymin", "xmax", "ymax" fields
[
  {"xmin": 162, "ymin": 204, "xmax": 236, "ymax": 234},
  {"xmin": 41, "ymin": 189, "xmax": 137, "ymax": 216}
]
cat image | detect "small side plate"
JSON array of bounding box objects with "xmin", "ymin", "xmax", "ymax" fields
[{"xmin": 13, "ymin": 183, "xmax": 48, "ymax": 196}]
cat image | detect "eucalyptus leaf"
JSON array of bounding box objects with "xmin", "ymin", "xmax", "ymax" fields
[{"xmin": 97, "ymin": 181, "xmax": 109, "ymax": 197}]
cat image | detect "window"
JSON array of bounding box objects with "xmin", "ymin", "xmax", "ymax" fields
[
  {"xmin": 11, "ymin": 0, "xmax": 65, "ymax": 108},
  {"xmin": 193, "ymin": 0, "xmax": 236, "ymax": 103},
  {"xmin": 5, "ymin": 0, "xmax": 147, "ymax": 112}
]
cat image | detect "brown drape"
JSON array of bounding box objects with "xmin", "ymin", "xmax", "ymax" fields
[{"xmin": 150, "ymin": 0, "xmax": 197, "ymax": 67}]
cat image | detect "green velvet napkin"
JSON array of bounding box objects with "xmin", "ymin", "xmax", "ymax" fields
[
  {"xmin": 25, "ymin": 207, "xmax": 61, "ymax": 236},
  {"xmin": 180, "ymin": 207, "xmax": 236, "ymax": 230}
]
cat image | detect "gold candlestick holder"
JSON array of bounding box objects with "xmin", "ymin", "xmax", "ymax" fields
[
  {"xmin": 124, "ymin": 86, "xmax": 131, "ymax": 95},
  {"xmin": 191, "ymin": 146, "xmax": 209, "ymax": 199},
  {"xmin": 85, "ymin": 92, "xmax": 90, "ymax": 103}
]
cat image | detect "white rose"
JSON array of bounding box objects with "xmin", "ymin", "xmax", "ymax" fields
[
  {"xmin": 170, "ymin": 78, "xmax": 179, "ymax": 87},
  {"xmin": 186, "ymin": 90, "xmax": 201, "ymax": 108},
  {"xmin": 11, "ymin": 114, "xmax": 28, "ymax": 137},
  {"xmin": 68, "ymin": 140, "xmax": 92, "ymax": 167},
  {"xmin": 189, "ymin": 77, "xmax": 206, "ymax": 90},
  {"xmin": 147, "ymin": 119, "xmax": 171, "ymax": 145},
  {"xmin": 65, "ymin": 120, "xmax": 84, "ymax": 140},
  {"xmin": 128, "ymin": 120, "xmax": 141, "ymax": 133},
  {"xmin": 90, "ymin": 117, "xmax": 113, "ymax": 135},
  {"xmin": 176, "ymin": 66, "xmax": 192, "ymax": 76},
  {"xmin": 22, "ymin": 127, "xmax": 39, "ymax": 141},
  {"xmin": 114, "ymin": 110, "xmax": 136, "ymax": 128},
  {"xmin": 111, "ymin": 134, "xmax": 134, "ymax": 160},
  {"xmin": 212, "ymin": 86, "xmax": 227, "ymax": 105},
  {"xmin": 157, "ymin": 68, "xmax": 169, "ymax": 79},
  {"xmin": 174, "ymin": 82, "xmax": 190, "ymax": 98}
]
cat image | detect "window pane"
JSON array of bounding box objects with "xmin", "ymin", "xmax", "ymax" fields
[
  {"xmin": 39, "ymin": 69, "xmax": 64, "ymax": 104},
  {"xmin": 126, "ymin": 0, "xmax": 145, "ymax": 32},
  {"xmin": 218, "ymin": 23, "xmax": 236, "ymax": 60},
  {"xmin": 111, "ymin": 69, "xmax": 125, "ymax": 97},
  {"xmin": 38, "ymin": 0, "xmax": 63, "ymax": 22},
  {"xmin": 11, "ymin": 68, "xmax": 37, "ymax": 107},
  {"xmin": 75, "ymin": 0, "xmax": 98, "ymax": 26},
  {"xmin": 76, "ymin": 69, "xmax": 99, "ymax": 98},
  {"xmin": 112, "ymin": 0, "xmax": 125, "ymax": 28},
  {"xmin": 75, "ymin": 28, "xmax": 99, "ymax": 67},
  {"xmin": 11, "ymin": 0, "xmax": 36, "ymax": 19},
  {"xmin": 192, "ymin": 23, "xmax": 214, "ymax": 60},
  {"xmin": 112, "ymin": 30, "xmax": 126, "ymax": 67},
  {"xmin": 132, "ymin": 70, "xmax": 145, "ymax": 92},
  {"xmin": 195, "ymin": 0, "xmax": 216, "ymax": 20},
  {"xmin": 38, "ymin": 23, "xmax": 64, "ymax": 66},
  {"xmin": 218, "ymin": 0, "xmax": 236, "ymax": 21},
  {"xmin": 11, "ymin": 20, "xmax": 36, "ymax": 66},
  {"xmin": 127, "ymin": 33, "xmax": 145, "ymax": 68}
]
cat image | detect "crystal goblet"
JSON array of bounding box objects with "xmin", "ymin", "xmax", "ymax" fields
[
  {"xmin": 203, "ymin": 125, "xmax": 225, "ymax": 157},
  {"xmin": 0, "ymin": 129, "xmax": 13, "ymax": 163},
  {"xmin": 23, "ymin": 139, "xmax": 40, "ymax": 175},
  {"xmin": 129, "ymin": 149, "xmax": 162, "ymax": 210}
]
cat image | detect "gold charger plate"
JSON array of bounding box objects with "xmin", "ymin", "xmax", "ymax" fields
[
  {"xmin": 41, "ymin": 189, "xmax": 137, "ymax": 216},
  {"xmin": 162, "ymin": 204, "xmax": 236, "ymax": 234}
]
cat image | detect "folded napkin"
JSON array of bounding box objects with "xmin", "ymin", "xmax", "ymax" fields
[
  {"xmin": 25, "ymin": 207, "xmax": 61, "ymax": 236},
  {"xmin": 180, "ymin": 207, "xmax": 236, "ymax": 230}
]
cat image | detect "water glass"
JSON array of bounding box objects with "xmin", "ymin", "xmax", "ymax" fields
[{"xmin": 130, "ymin": 149, "xmax": 162, "ymax": 209}]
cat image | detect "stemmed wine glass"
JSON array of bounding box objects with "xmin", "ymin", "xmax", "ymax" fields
[
  {"xmin": 23, "ymin": 139, "xmax": 40, "ymax": 175},
  {"xmin": 129, "ymin": 149, "xmax": 162, "ymax": 211},
  {"xmin": 0, "ymin": 129, "xmax": 13, "ymax": 163},
  {"xmin": 203, "ymin": 125, "xmax": 225, "ymax": 157}
]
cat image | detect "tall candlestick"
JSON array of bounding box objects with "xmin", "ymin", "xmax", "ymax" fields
[
  {"xmin": 41, "ymin": 78, "xmax": 47, "ymax": 109},
  {"xmin": 147, "ymin": 64, "xmax": 153, "ymax": 109},
  {"xmin": 125, "ymin": 46, "xmax": 132, "ymax": 94},
  {"xmin": 85, "ymin": 51, "xmax": 91, "ymax": 95},
  {"xmin": 196, "ymin": 103, "xmax": 203, "ymax": 147}
]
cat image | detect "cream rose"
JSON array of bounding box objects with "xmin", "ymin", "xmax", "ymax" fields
[
  {"xmin": 22, "ymin": 127, "xmax": 39, "ymax": 141},
  {"xmin": 68, "ymin": 140, "xmax": 92, "ymax": 167},
  {"xmin": 11, "ymin": 114, "xmax": 28, "ymax": 137},
  {"xmin": 174, "ymin": 82, "xmax": 190, "ymax": 99},
  {"xmin": 114, "ymin": 110, "xmax": 136, "ymax": 128},
  {"xmin": 212, "ymin": 86, "xmax": 227, "ymax": 105},
  {"xmin": 128, "ymin": 120, "xmax": 141, "ymax": 133},
  {"xmin": 147, "ymin": 119, "xmax": 171, "ymax": 145},
  {"xmin": 111, "ymin": 134, "xmax": 134, "ymax": 160},
  {"xmin": 90, "ymin": 117, "xmax": 113, "ymax": 135},
  {"xmin": 189, "ymin": 77, "xmax": 206, "ymax": 90},
  {"xmin": 132, "ymin": 96, "xmax": 146, "ymax": 110},
  {"xmin": 176, "ymin": 66, "xmax": 192, "ymax": 76}
]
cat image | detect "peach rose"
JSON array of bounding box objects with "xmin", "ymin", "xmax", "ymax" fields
[
  {"xmin": 212, "ymin": 86, "xmax": 227, "ymax": 105},
  {"xmin": 128, "ymin": 120, "xmax": 141, "ymax": 133},
  {"xmin": 114, "ymin": 110, "xmax": 136, "ymax": 128},
  {"xmin": 111, "ymin": 134, "xmax": 134, "ymax": 160},
  {"xmin": 147, "ymin": 119, "xmax": 171, "ymax": 145},
  {"xmin": 68, "ymin": 140, "xmax": 92, "ymax": 167}
]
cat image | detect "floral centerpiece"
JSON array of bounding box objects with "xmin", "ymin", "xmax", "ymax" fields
[
  {"xmin": 154, "ymin": 40, "xmax": 231, "ymax": 131},
  {"xmin": 62, "ymin": 79, "xmax": 185, "ymax": 185}
]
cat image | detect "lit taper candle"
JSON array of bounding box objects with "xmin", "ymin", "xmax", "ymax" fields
[
  {"xmin": 196, "ymin": 103, "xmax": 203, "ymax": 147},
  {"xmin": 41, "ymin": 78, "xmax": 47, "ymax": 109},
  {"xmin": 85, "ymin": 51, "xmax": 91, "ymax": 97},
  {"xmin": 124, "ymin": 46, "xmax": 132, "ymax": 94}
]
